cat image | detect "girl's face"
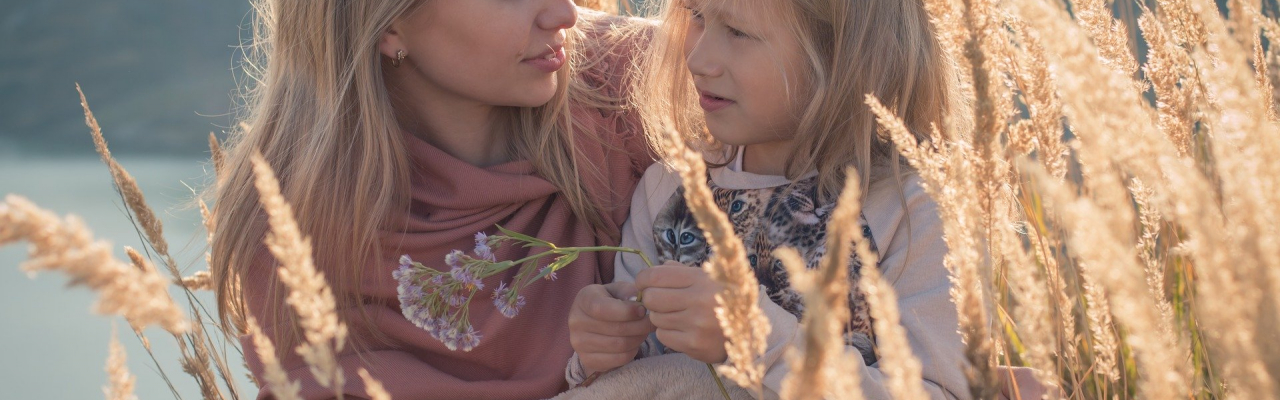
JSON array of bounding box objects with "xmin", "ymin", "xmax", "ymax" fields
[
  {"xmin": 683, "ymin": 0, "xmax": 809, "ymax": 148},
  {"xmin": 381, "ymin": 0, "xmax": 577, "ymax": 108}
]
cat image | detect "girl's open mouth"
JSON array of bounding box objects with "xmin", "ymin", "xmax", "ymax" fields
[{"xmin": 699, "ymin": 92, "xmax": 734, "ymax": 112}]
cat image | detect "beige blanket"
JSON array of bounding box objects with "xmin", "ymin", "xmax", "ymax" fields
[{"xmin": 549, "ymin": 354, "xmax": 760, "ymax": 400}]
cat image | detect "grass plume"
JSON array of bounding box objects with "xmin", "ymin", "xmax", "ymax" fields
[
  {"xmin": 249, "ymin": 151, "xmax": 348, "ymax": 398},
  {"xmin": 651, "ymin": 124, "xmax": 771, "ymax": 395}
]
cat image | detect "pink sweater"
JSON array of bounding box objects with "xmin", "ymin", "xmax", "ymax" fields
[{"xmin": 240, "ymin": 11, "xmax": 654, "ymax": 400}]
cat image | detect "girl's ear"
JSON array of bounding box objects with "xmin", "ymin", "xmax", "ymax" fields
[{"xmin": 378, "ymin": 23, "xmax": 405, "ymax": 60}]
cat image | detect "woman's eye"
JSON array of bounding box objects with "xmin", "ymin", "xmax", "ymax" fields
[{"xmin": 681, "ymin": 5, "xmax": 704, "ymax": 21}]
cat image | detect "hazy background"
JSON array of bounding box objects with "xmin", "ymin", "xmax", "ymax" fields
[{"xmin": 1, "ymin": 1, "xmax": 254, "ymax": 399}]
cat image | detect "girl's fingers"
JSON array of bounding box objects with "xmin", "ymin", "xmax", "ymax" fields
[
  {"xmin": 602, "ymin": 281, "xmax": 640, "ymax": 300},
  {"xmin": 647, "ymin": 308, "xmax": 690, "ymax": 329},
  {"xmin": 655, "ymin": 328, "xmax": 727, "ymax": 364},
  {"xmin": 653, "ymin": 328, "xmax": 700, "ymax": 354},
  {"xmin": 639, "ymin": 287, "xmax": 690, "ymax": 313},
  {"xmin": 576, "ymin": 286, "xmax": 647, "ymax": 322},
  {"xmin": 572, "ymin": 313, "xmax": 656, "ymax": 336},
  {"xmin": 649, "ymin": 309, "xmax": 720, "ymax": 333},
  {"xmin": 570, "ymin": 331, "xmax": 649, "ymax": 354},
  {"xmin": 634, "ymin": 264, "xmax": 699, "ymax": 291}
]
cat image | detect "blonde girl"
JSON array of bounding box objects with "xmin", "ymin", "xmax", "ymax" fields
[
  {"xmin": 211, "ymin": 0, "xmax": 656, "ymax": 398},
  {"xmin": 566, "ymin": 0, "xmax": 971, "ymax": 397}
]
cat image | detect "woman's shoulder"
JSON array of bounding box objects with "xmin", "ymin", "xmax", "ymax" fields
[
  {"xmin": 568, "ymin": 10, "xmax": 660, "ymax": 180},
  {"xmin": 572, "ymin": 9, "xmax": 656, "ymax": 96},
  {"xmin": 575, "ymin": 8, "xmax": 657, "ymax": 56}
]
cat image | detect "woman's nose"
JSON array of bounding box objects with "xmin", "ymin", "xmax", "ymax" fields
[{"xmin": 538, "ymin": 0, "xmax": 578, "ymax": 31}]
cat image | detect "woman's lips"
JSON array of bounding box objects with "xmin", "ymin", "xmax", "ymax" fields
[
  {"xmin": 699, "ymin": 91, "xmax": 735, "ymax": 112},
  {"xmin": 522, "ymin": 46, "xmax": 566, "ymax": 73}
]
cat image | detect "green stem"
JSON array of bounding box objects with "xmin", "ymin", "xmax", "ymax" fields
[{"xmin": 707, "ymin": 363, "xmax": 732, "ymax": 400}]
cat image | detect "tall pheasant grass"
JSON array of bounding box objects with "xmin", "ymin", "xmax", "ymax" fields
[{"xmin": 3, "ymin": 0, "xmax": 1279, "ymax": 398}]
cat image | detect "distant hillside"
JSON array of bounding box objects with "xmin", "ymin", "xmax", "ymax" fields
[
  {"xmin": 4, "ymin": 0, "xmax": 1244, "ymax": 157},
  {"xmin": 0, "ymin": 1, "xmax": 251, "ymax": 156}
]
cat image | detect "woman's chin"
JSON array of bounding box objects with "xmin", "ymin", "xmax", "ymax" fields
[{"xmin": 505, "ymin": 87, "xmax": 558, "ymax": 108}]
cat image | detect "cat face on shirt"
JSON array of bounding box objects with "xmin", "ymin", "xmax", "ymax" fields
[{"xmin": 653, "ymin": 187, "xmax": 711, "ymax": 265}]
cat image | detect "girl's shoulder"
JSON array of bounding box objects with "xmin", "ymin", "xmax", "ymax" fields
[
  {"xmin": 864, "ymin": 171, "xmax": 936, "ymax": 230},
  {"xmin": 862, "ymin": 171, "xmax": 947, "ymax": 278},
  {"xmin": 633, "ymin": 146, "xmax": 740, "ymax": 199}
]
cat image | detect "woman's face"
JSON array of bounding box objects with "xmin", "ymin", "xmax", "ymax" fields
[{"xmin": 381, "ymin": 0, "xmax": 578, "ymax": 108}]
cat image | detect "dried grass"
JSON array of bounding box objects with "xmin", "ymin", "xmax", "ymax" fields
[
  {"xmin": 105, "ymin": 326, "xmax": 139, "ymax": 400},
  {"xmin": 0, "ymin": 195, "xmax": 187, "ymax": 333},
  {"xmin": 358, "ymin": 368, "xmax": 391, "ymax": 400},
  {"xmin": 651, "ymin": 124, "xmax": 771, "ymax": 395},
  {"xmin": 247, "ymin": 317, "xmax": 302, "ymax": 400},
  {"xmin": 249, "ymin": 151, "xmax": 348, "ymax": 397}
]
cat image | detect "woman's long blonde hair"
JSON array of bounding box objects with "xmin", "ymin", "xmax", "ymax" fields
[
  {"xmin": 635, "ymin": 0, "xmax": 958, "ymax": 198},
  {"xmin": 212, "ymin": 0, "xmax": 625, "ymax": 351}
]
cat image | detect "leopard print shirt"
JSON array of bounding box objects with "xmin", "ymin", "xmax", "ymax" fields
[{"xmin": 651, "ymin": 174, "xmax": 881, "ymax": 365}]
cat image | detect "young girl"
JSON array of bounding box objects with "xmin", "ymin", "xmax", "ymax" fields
[{"xmin": 565, "ymin": 0, "xmax": 969, "ymax": 397}]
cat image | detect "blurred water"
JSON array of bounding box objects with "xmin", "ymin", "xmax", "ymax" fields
[{"xmin": 0, "ymin": 155, "xmax": 255, "ymax": 399}]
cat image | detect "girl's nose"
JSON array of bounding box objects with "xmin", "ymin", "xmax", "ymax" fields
[{"xmin": 685, "ymin": 39, "xmax": 722, "ymax": 78}]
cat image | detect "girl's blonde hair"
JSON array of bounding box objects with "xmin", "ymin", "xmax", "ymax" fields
[
  {"xmin": 212, "ymin": 0, "xmax": 626, "ymax": 351},
  {"xmin": 635, "ymin": 0, "xmax": 958, "ymax": 198}
]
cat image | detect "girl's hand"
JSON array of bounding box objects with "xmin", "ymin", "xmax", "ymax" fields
[
  {"xmin": 569, "ymin": 282, "xmax": 656, "ymax": 376},
  {"xmin": 634, "ymin": 261, "xmax": 728, "ymax": 364},
  {"xmin": 997, "ymin": 366, "xmax": 1058, "ymax": 400}
]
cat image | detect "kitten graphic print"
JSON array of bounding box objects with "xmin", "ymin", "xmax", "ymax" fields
[{"xmin": 651, "ymin": 174, "xmax": 881, "ymax": 364}]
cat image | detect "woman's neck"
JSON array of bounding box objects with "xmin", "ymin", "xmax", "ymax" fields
[{"xmin": 389, "ymin": 75, "xmax": 513, "ymax": 167}]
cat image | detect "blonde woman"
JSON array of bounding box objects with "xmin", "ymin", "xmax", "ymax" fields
[{"xmin": 210, "ymin": 0, "xmax": 654, "ymax": 398}]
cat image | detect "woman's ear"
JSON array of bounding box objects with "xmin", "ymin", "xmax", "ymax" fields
[{"xmin": 379, "ymin": 24, "xmax": 405, "ymax": 60}]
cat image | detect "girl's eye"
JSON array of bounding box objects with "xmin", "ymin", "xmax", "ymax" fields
[{"xmin": 727, "ymin": 25, "xmax": 750, "ymax": 39}]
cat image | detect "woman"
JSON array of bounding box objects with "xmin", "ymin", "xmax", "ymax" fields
[{"xmin": 210, "ymin": 0, "xmax": 652, "ymax": 398}]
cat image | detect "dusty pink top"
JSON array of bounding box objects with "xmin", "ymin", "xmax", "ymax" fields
[{"xmin": 240, "ymin": 12, "xmax": 654, "ymax": 400}]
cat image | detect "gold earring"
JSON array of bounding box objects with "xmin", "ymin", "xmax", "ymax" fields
[{"xmin": 393, "ymin": 50, "xmax": 407, "ymax": 68}]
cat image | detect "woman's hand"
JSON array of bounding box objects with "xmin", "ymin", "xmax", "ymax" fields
[
  {"xmin": 634, "ymin": 261, "xmax": 728, "ymax": 364},
  {"xmin": 569, "ymin": 282, "xmax": 656, "ymax": 376}
]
